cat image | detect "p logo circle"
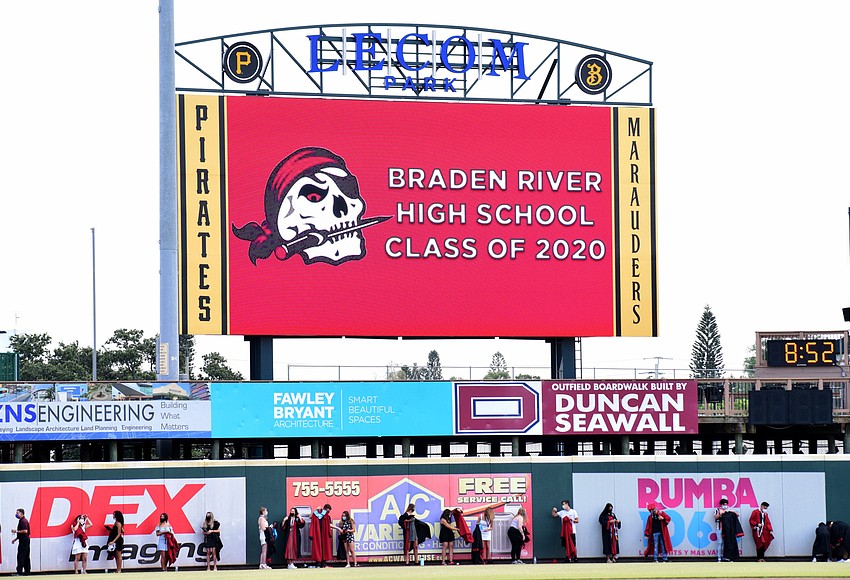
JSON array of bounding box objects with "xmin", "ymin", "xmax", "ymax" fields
[
  {"xmin": 223, "ymin": 42, "xmax": 262, "ymax": 83},
  {"xmin": 575, "ymin": 55, "xmax": 612, "ymax": 95}
]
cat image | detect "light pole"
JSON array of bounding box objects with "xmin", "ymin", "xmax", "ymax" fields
[
  {"xmin": 0, "ymin": 330, "xmax": 18, "ymax": 381},
  {"xmin": 158, "ymin": 0, "xmax": 179, "ymax": 381},
  {"xmin": 91, "ymin": 228, "xmax": 97, "ymax": 381},
  {"xmin": 644, "ymin": 356, "xmax": 673, "ymax": 379}
]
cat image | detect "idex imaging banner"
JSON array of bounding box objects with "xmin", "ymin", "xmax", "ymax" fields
[
  {"xmin": 0, "ymin": 477, "xmax": 247, "ymax": 572},
  {"xmin": 177, "ymin": 96, "xmax": 657, "ymax": 338},
  {"xmin": 284, "ymin": 473, "xmax": 533, "ymax": 562}
]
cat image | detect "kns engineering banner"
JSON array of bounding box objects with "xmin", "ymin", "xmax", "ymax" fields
[
  {"xmin": 285, "ymin": 473, "xmax": 533, "ymax": 562},
  {"xmin": 0, "ymin": 401, "xmax": 211, "ymax": 440},
  {"xmin": 0, "ymin": 477, "xmax": 246, "ymax": 572},
  {"xmin": 177, "ymin": 96, "xmax": 656, "ymax": 338}
]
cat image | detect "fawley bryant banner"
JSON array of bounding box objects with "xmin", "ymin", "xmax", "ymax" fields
[
  {"xmin": 210, "ymin": 381, "xmax": 453, "ymax": 438},
  {"xmin": 572, "ymin": 471, "xmax": 824, "ymax": 558},
  {"xmin": 284, "ymin": 473, "xmax": 532, "ymax": 563},
  {"xmin": 177, "ymin": 95, "xmax": 657, "ymax": 338},
  {"xmin": 542, "ymin": 380, "xmax": 698, "ymax": 435},
  {"xmin": 0, "ymin": 477, "xmax": 246, "ymax": 573}
]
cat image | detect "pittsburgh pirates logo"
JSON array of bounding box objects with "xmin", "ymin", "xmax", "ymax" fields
[{"xmin": 223, "ymin": 42, "xmax": 262, "ymax": 83}]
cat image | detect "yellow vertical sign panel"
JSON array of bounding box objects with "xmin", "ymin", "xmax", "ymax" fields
[
  {"xmin": 613, "ymin": 108, "xmax": 657, "ymax": 336},
  {"xmin": 177, "ymin": 94, "xmax": 228, "ymax": 334}
]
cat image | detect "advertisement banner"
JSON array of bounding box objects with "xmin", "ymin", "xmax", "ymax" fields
[
  {"xmin": 454, "ymin": 381, "xmax": 542, "ymax": 435},
  {"xmin": 0, "ymin": 400, "xmax": 211, "ymax": 440},
  {"xmin": 614, "ymin": 108, "xmax": 657, "ymax": 336},
  {"xmin": 573, "ymin": 471, "xmax": 823, "ymax": 558},
  {"xmin": 542, "ymin": 380, "xmax": 699, "ymax": 435},
  {"xmin": 284, "ymin": 473, "xmax": 533, "ymax": 563},
  {"xmin": 0, "ymin": 477, "xmax": 246, "ymax": 572},
  {"xmin": 211, "ymin": 382, "xmax": 452, "ymax": 438},
  {"xmin": 178, "ymin": 96, "xmax": 657, "ymax": 338}
]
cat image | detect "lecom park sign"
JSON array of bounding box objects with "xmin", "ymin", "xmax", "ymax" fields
[{"xmin": 175, "ymin": 24, "xmax": 656, "ymax": 338}]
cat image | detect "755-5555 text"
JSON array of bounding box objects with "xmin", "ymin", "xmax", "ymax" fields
[{"xmin": 291, "ymin": 480, "xmax": 361, "ymax": 497}]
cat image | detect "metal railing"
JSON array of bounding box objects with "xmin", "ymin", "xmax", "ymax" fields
[
  {"xmin": 2, "ymin": 375, "xmax": 847, "ymax": 420},
  {"xmin": 695, "ymin": 378, "xmax": 850, "ymax": 418},
  {"xmin": 283, "ymin": 364, "xmax": 747, "ymax": 381}
]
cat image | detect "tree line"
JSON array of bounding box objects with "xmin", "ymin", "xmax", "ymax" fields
[
  {"xmin": 7, "ymin": 334, "xmax": 540, "ymax": 384},
  {"xmin": 388, "ymin": 350, "xmax": 540, "ymax": 381},
  {"xmin": 7, "ymin": 306, "xmax": 737, "ymax": 383},
  {"xmin": 8, "ymin": 329, "xmax": 242, "ymax": 382}
]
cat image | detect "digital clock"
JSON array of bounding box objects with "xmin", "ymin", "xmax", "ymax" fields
[{"xmin": 765, "ymin": 339, "xmax": 839, "ymax": 367}]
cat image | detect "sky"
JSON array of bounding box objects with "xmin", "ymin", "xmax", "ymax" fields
[{"xmin": 1, "ymin": 1, "xmax": 848, "ymax": 381}]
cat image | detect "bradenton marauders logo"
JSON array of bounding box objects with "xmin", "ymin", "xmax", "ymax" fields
[
  {"xmin": 575, "ymin": 54, "xmax": 612, "ymax": 95},
  {"xmin": 233, "ymin": 147, "xmax": 389, "ymax": 266}
]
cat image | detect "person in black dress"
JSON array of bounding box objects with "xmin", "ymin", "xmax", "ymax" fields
[
  {"xmin": 439, "ymin": 509, "xmax": 458, "ymax": 565},
  {"xmin": 201, "ymin": 511, "xmax": 223, "ymax": 571},
  {"xmin": 106, "ymin": 511, "xmax": 125, "ymax": 573}
]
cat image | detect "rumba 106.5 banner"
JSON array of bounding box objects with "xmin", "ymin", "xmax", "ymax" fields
[
  {"xmin": 177, "ymin": 96, "xmax": 656, "ymax": 338},
  {"xmin": 572, "ymin": 471, "xmax": 822, "ymax": 558}
]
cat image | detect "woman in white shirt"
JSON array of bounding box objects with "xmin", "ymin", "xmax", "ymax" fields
[
  {"xmin": 477, "ymin": 507, "xmax": 494, "ymax": 564},
  {"xmin": 155, "ymin": 513, "xmax": 174, "ymax": 572},
  {"xmin": 508, "ymin": 507, "xmax": 527, "ymax": 564},
  {"xmin": 70, "ymin": 514, "xmax": 91, "ymax": 574},
  {"xmin": 258, "ymin": 507, "xmax": 271, "ymax": 569}
]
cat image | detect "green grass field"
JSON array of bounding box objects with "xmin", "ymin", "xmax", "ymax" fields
[{"xmin": 55, "ymin": 561, "xmax": 850, "ymax": 579}]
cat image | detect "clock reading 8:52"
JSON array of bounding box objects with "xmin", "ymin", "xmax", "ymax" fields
[{"xmin": 765, "ymin": 339, "xmax": 839, "ymax": 366}]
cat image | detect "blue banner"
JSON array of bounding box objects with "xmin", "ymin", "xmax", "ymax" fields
[
  {"xmin": 210, "ymin": 381, "xmax": 453, "ymax": 438},
  {"xmin": 0, "ymin": 400, "xmax": 211, "ymax": 440}
]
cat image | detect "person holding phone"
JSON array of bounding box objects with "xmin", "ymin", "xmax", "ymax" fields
[{"xmin": 70, "ymin": 514, "xmax": 92, "ymax": 574}]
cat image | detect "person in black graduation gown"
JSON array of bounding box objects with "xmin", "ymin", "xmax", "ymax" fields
[
  {"xmin": 718, "ymin": 509, "xmax": 744, "ymax": 561},
  {"xmin": 829, "ymin": 520, "xmax": 850, "ymax": 561},
  {"xmin": 812, "ymin": 522, "xmax": 831, "ymax": 562}
]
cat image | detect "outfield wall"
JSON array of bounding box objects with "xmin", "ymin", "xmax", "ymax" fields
[{"xmin": 0, "ymin": 455, "xmax": 845, "ymax": 572}]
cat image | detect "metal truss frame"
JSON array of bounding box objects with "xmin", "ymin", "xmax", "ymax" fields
[{"xmin": 176, "ymin": 23, "xmax": 652, "ymax": 106}]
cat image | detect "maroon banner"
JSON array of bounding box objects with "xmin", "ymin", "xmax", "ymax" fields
[{"xmin": 541, "ymin": 380, "xmax": 699, "ymax": 435}]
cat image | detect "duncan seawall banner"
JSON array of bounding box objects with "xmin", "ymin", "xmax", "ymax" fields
[{"xmin": 542, "ymin": 380, "xmax": 699, "ymax": 435}]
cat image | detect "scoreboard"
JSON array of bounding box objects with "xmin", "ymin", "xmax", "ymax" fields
[
  {"xmin": 765, "ymin": 339, "xmax": 839, "ymax": 367},
  {"xmin": 756, "ymin": 331, "xmax": 847, "ymax": 375}
]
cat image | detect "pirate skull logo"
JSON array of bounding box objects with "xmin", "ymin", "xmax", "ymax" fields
[{"xmin": 232, "ymin": 147, "xmax": 387, "ymax": 266}]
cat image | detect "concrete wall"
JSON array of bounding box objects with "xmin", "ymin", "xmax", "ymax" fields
[{"xmin": 0, "ymin": 455, "xmax": 844, "ymax": 571}]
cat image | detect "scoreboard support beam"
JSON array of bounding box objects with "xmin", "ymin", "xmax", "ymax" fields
[
  {"xmin": 247, "ymin": 336, "xmax": 274, "ymax": 380},
  {"xmin": 549, "ymin": 338, "xmax": 577, "ymax": 379},
  {"xmin": 245, "ymin": 336, "xmax": 273, "ymax": 462}
]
